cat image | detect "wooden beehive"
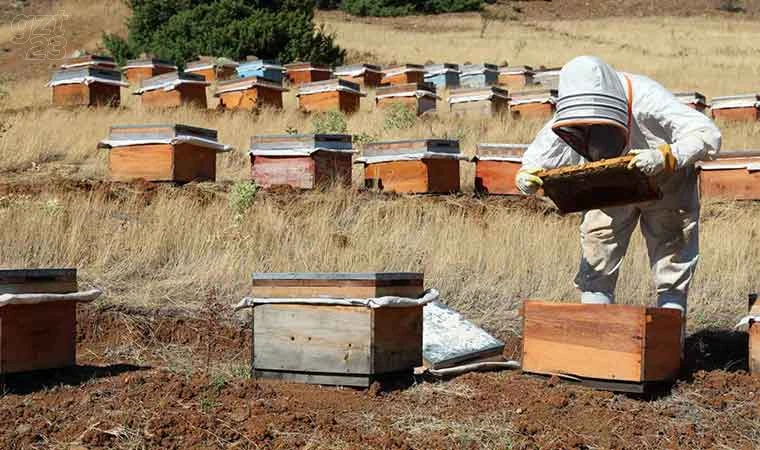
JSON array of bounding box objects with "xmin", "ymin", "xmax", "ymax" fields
[
  {"xmin": 473, "ymin": 143, "xmax": 528, "ymax": 195},
  {"xmin": 215, "ymin": 76, "xmax": 288, "ymax": 111},
  {"xmin": 381, "ymin": 64, "xmax": 426, "ymax": 86},
  {"xmin": 297, "ymin": 79, "xmax": 365, "ymax": 114},
  {"xmin": 696, "ymin": 150, "xmax": 760, "ymax": 200},
  {"xmin": 509, "ymin": 89, "xmax": 558, "ymax": 119},
  {"xmin": 98, "ymin": 124, "xmax": 231, "ymax": 183},
  {"xmin": 185, "ymin": 57, "xmax": 239, "ymax": 82},
  {"xmin": 250, "ymin": 272, "xmax": 425, "ymax": 387},
  {"xmin": 448, "ymin": 86, "xmax": 509, "ymax": 117},
  {"xmin": 285, "ymin": 62, "xmax": 333, "ymax": 86},
  {"xmin": 237, "ymin": 59, "xmax": 284, "ymax": 83},
  {"xmin": 533, "ymin": 67, "xmax": 561, "ymax": 89},
  {"xmin": 710, "ymin": 94, "xmax": 760, "ymax": 122},
  {"xmin": 60, "ymin": 54, "xmax": 117, "ymax": 70},
  {"xmin": 134, "ymin": 72, "xmax": 209, "ymax": 108},
  {"xmin": 122, "ymin": 58, "xmax": 177, "ymax": 85},
  {"xmin": 334, "ymin": 64, "xmax": 383, "ymax": 87},
  {"xmin": 358, "ymin": 139, "xmax": 461, "ymax": 194},
  {"xmin": 498, "ymin": 66, "xmax": 535, "ymax": 89},
  {"xmin": 749, "ymin": 294, "xmax": 760, "ymax": 375},
  {"xmin": 249, "ymin": 134, "xmax": 354, "ymax": 189},
  {"xmin": 459, "ymin": 63, "xmax": 498, "ymax": 88},
  {"xmin": 423, "ymin": 63, "xmax": 460, "ymax": 89},
  {"xmin": 672, "ymin": 91, "xmax": 708, "ymax": 114},
  {"xmin": 522, "ymin": 301, "xmax": 683, "ymax": 392},
  {"xmin": 48, "ymin": 67, "xmax": 126, "ymax": 107},
  {"xmin": 0, "ymin": 269, "xmax": 80, "ymax": 375},
  {"xmin": 375, "ymin": 83, "xmax": 438, "ymax": 116}
]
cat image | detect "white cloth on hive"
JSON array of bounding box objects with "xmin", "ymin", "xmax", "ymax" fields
[
  {"xmin": 234, "ymin": 288, "xmax": 439, "ymax": 311},
  {"xmin": 0, "ymin": 289, "xmax": 102, "ymax": 308}
]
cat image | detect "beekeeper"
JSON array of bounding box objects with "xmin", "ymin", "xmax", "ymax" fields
[{"xmin": 516, "ymin": 55, "xmax": 721, "ymax": 314}]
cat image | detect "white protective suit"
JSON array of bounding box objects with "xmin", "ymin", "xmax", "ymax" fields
[{"xmin": 521, "ymin": 56, "xmax": 722, "ymax": 313}]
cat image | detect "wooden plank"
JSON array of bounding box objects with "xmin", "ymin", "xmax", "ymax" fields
[
  {"xmin": 251, "ymin": 155, "xmax": 316, "ymax": 189},
  {"xmin": 172, "ymin": 143, "xmax": 217, "ymax": 183},
  {"xmin": 711, "ymin": 107, "xmax": 759, "ymax": 122},
  {"xmin": 313, "ymin": 152, "xmax": 353, "ymax": 187},
  {"xmin": 371, "ymin": 306, "xmax": 423, "ymax": 373},
  {"xmin": 253, "ymin": 304, "xmax": 372, "ymax": 374},
  {"xmin": 253, "ymin": 369, "xmax": 372, "ymax": 387},
  {"xmin": 299, "ymin": 91, "xmax": 341, "ymax": 112},
  {"xmin": 250, "ymin": 285, "xmax": 422, "ymax": 299},
  {"xmin": 699, "ymin": 169, "xmax": 760, "ymax": 200},
  {"xmin": 109, "ymin": 144, "xmax": 175, "ymax": 182},
  {"xmin": 141, "ymin": 89, "xmax": 182, "ymax": 108},
  {"xmin": 365, "ymin": 160, "xmax": 429, "ymax": 193},
  {"xmin": 510, "ymin": 102, "xmax": 555, "ymax": 119},
  {"xmin": 425, "ymin": 159, "xmax": 461, "ymax": 194},
  {"xmin": 475, "ymin": 160, "xmax": 522, "ymax": 195},
  {"xmin": 642, "ymin": 308, "xmax": 682, "ymax": 381},
  {"xmin": 52, "ymin": 83, "xmax": 90, "ymax": 106}
]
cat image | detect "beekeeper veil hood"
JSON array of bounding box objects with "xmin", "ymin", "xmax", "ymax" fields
[{"xmin": 552, "ymin": 56, "xmax": 631, "ymax": 162}]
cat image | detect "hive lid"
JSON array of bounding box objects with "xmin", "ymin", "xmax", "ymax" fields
[
  {"xmin": 60, "ymin": 54, "xmax": 117, "ymax": 69},
  {"xmin": 424, "ymin": 63, "xmax": 460, "ymax": 75},
  {"xmin": 214, "ymin": 76, "xmax": 287, "ymax": 95},
  {"xmin": 284, "ymin": 62, "xmax": 332, "ymax": 71},
  {"xmin": 0, "ymin": 269, "xmax": 76, "ymax": 283},
  {"xmin": 186, "ymin": 57, "xmax": 239, "ymax": 71},
  {"xmin": 48, "ymin": 67, "xmax": 127, "ymax": 87},
  {"xmin": 672, "ymin": 91, "xmax": 706, "ymax": 104},
  {"xmin": 472, "ymin": 143, "xmax": 528, "ymax": 161},
  {"xmin": 696, "ymin": 150, "xmax": 760, "ymax": 171},
  {"xmin": 509, "ymin": 88, "xmax": 558, "ymax": 105},
  {"xmin": 334, "ymin": 63, "xmax": 382, "ymax": 76},
  {"xmin": 711, "ymin": 93, "xmax": 760, "ymax": 109},
  {"xmin": 448, "ymin": 86, "xmax": 509, "ymax": 104},
  {"xmin": 252, "ymin": 272, "xmax": 423, "ymax": 282},
  {"xmin": 296, "ymin": 78, "xmax": 365, "ymax": 97},
  {"xmin": 499, "ymin": 65, "xmax": 534, "ymax": 75},
  {"xmin": 99, "ymin": 124, "xmax": 232, "ymax": 152},
  {"xmin": 359, "ymin": 139, "xmax": 461, "ymax": 163},
  {"xmin": 375, "ymin": 82, "xmax": 438, "ymax": 99},
  {"xmin": 237, "ymin": 59, "xmax": 284, "ymax": 71},
  {"xmin": 249, "ymin": 134, "xmax": 353, "ymax": 155},
  {"xmin": 460, "ymin": 63, "xmax": 498, "ymax": 75},
  {"xmin": 123, "ymin": 58, "xmax": 177, "ymax": 70},
  {"xmin": 533, "ymin": 69, "xmax": 561, "ymax": 88},
  {"xmin": 134, "ymin": 71, "xmax": 208, "ymax": 93},
  {"xmin": 382, "ymin": 64, "xmax": 426, "ymax": 76}
]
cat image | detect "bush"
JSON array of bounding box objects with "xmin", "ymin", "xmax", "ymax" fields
[
  {"xmin": 311, "ymin": 110, "xmax": 348, "ymax": 134},
  {"xmin": 340, "ymin": 0, "xmax": 482, "ymax": 17},
  {"xmin": 229, "ymin": 181, "xmax": 258, "ymax": 219},
  {"xmin": 383, "ymin": 103, "xmax": 418, "ymax": 130},
  {"xmin": 104, "ymin": 0, "xmax": 345, "ymax": 67}
]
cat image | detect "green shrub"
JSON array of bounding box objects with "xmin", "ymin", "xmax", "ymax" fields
[
  {"xmin": 311, "ymin": 110, "xmax": 348, "ymax": 134},
  {"xmin": 383, "ymin": 103, "xmax": 417, "ymax": 130},
  {"xmin": 229, "ymin": 181, "xmax": 258, "ymax": 218},
  {"xmin": 340, "ymin": 0, "xmax": 482, "ymax": 17},
  {"xmin": 104, "ymin": 0, "xmax": 345, "ymax": 67}
]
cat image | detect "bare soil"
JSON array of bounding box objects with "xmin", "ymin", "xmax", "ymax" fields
[{"xmin": 1, "ymin": 305, "xmax": 758, "ymax": 449}]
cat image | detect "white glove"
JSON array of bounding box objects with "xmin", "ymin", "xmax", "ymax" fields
[
  {"xmin": 515, "ymin": 167, "xmax": 543, "ymax": 195},
  {"xmin": 627, "ymin": 145, "xmax": 677, "ymax": 176}
]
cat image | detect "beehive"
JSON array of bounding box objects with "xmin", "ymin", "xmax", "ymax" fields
[
  {"xmin": 381, "ymin": 64, "xmax": 426, "ymax": 85},
  {"xmin": 749, "ymin": 294, "xmax": 760, "ymax": 375},
  {"xmin": 122, "ymin": 58, "xmax": 177, "ymax": 85},
  {"xmin": 245, "ymin": 272, "xmax": 426, "ymax": 387},
  {"xmin": 357, "ymin": 139, "xmax": 462, "ymax": 194},
  {"xmin": 285, "ymin": 62, "xmax": 333, "ymax": 86},
  {"xmin": 522, "ymin": 301, "xmax": 682, "ymax": 392},
  {"xmin": 48, "ymin": 67, "xmax": 126, "ymax": 107},
  {"xmin": 133, "ymin": 72, "xmax": 209, "ymax": 108},
  {"xmin": 448, "ymin": 86, "xmax": 509, "ymax": 117},
  {"xmin": 0, "ymin": 269, "xmax": 100, "ymax": 376},
  {"xmin": 498, "ymin": 65, "xmax": 535, "ymax": 89},
  {"xmin": 60, "ymin": 54, "xmax": 117, "ymax": 70},
  {"xmin": 696, "ymin": 150, "xmax": 760, "ymax": 200},
  {"xmin": 98, "ymin": 124, "xmax": 232, "ymax": 183},
  {"xmin": 459, "ymin": 63, "xmax": 498, "ymax": 88},
  {"xmin": 185, "ymin": 57, "xmax": 239, "ymax": 82},
  {"xmin": 672, "ymin": 91, "xmax": 708, "ymax": 113},
  {"xmin": 215, "ymin": 76, "xmax": 288, "ymax": 111},
  {"xmin": 297, "ymin": 79, "xmax": 365, "ymax": 114},
  {"xmin": 473, "ymin": 143, "xmax": 528, "ymax": 195},
  {"xmin": 334, "ymin": 64, "xmax": 383, "ymax": 87},
  {"xmin": 423, "ymin": 63, "xmax": 460, "ymax": 89},
  {"xmin": 375, "ymin": 82, "xmax": 438, "ymax": 116},
  {"xmin": 533, "ymin": 67, "xmax": 561, "ymax": 89},
  {"xmin": 710, "ymin": 94, "xmax": 760, "ymax": 122},
  {"xmin": 509, "ymin": 89, "xmax": 558, "ymax": 119},
  {"xmin": 249, "ymin": 134, "xmax": 354, "ymax": 189},
  {"xmin": 236, "ymin": 59, "xmax": 284, "ymax": 83}
]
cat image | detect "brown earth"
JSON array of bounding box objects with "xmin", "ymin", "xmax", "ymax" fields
[{"xmin": 1, "ymin": 305, "xmax": 758, "ymax": 450}]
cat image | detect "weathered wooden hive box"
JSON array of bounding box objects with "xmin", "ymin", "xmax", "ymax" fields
[
  {"xmin": 537, "ymin": 155, "xmax": 662, "ymax": 214},
  {"xmin": 249, "ymin": 134, "xmax": 354, "ymax": 189},
  {"xmin": 448, "ymin": 86, "xmax": 509, "ymax": 117},
  {"xmin": 60, "ymin": 54, "xmax": 117, "ymax": 70},
  {"xmin": 710, "ymin": 94, "xmax": 760, "ymax": 122},
  {"xmin": 236, "ymin": 59, "xmax": 284, "ymax": 83},
  {"xmin": 248, "ymin": 272, "xmax": 425, "ymax": 387},
  {"xmin": 334, "ymin": 64, "xmax": 383, "ymax": 87},
  {"xmin": 498, "ymin": 65, "xmax": 535, "ymax": 89},
  {"xmin": 98, "ymin": 124, "xmax": 232, "ymax": 183},
  {"xmin": 133, "ymin": 71, "xmax": 209, "ymax": 108},
  {"xmin": 423, "ymin": 63, "xmax": 460, "ymax": 89},
  {"xmin": 185, "ymin": 57, "xmax": 239, "ymax": 82},
  {"xmin": 375, "ymin": 82, "xmax": 438, "ymax": 116},
  {"xmin": 672, "ymin": 91, "xmax": 708, "ymax": 114},
  {"xmin": 297, "ymin": 79, "xmax": 365, "ymax": 114},
  {"xmin": 381, "ymin": 64, "xmax": 426, "ymax": 86},
  {"xmin": 285, "ymin": 62, "xmax": 333, "ymax": 86},
  {"xmin": 122, "ymin": 58, "xmax": 177, "ymax": 85},
  {"xmin": 48, "ymin": 67, "xmax": 126, "ymax": 107},
  {"xmin": 522, "ymin": 301, "xmax": 683, "ymax": 392},
  {"xmin": 459, "ymin": 63, "xmax": 498, "ymax": 88},
  {"xmin": 358, "ymin": 139, "xmax": 462, "ymax": 194},
  {"xmin": 0, "ymin": 269, "xmax": 99, "ymax": 375},
  {"xmin": 533, "ymin": 67, "xmax": 561, "ymax": 89},
  {"xmin": 214, "ymin": 76, "xmax": 288, "ymax": 111},
  {"xmin": 509, "ymin": 89, "xmax": 558, "ymax": 119},
  {"xmin": 473, "ymin": 143, "xmax": 528, "ymax": 195},
  {"xmin": 696, "ymin": 150, "xmax": 760, "ymax": 200}
]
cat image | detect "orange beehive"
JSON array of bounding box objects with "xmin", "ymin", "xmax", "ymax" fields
[
  {"xmin": 185, "ymin": 57, "xmax": 239, "ymax": 82},
  {"xmin": 509, "ymin": 89, "xmax": 558, "ymax": 120},
  {"xmin": 473, "ymin": 144, "xmax": 528, "ymax": 195},
  {"xmin": 215, "ymin": 76, "xmax": 288, "ymax": 110},
  {"xmin": 250, "ymin": 134, "xmax": 354, "ymax": 190},
  {"xmin": 448, "ymin": 86, "xmax": 509, "ymax": 117},
  {"xmin": 334, "ymin": 64, "xmax": 384, "ymax": 87},
  {"xmin": 381, "ymin": 64, "xmax": 426, "ymax": 85},
  {"xmin": 710, "ymin": 94, "xmax": 760, "ymax": 122},
  {"xmin": 672, "ymin": 91, "xmax": 708, "ymax": 114},
  {"xmin": 98, "ymin": 124, "xmax": 232, "ymax": 183},
  {"xmin": 357, "ymin": 139, "xmax": 462, "ymax": 194},
  {"xmin": 48, "ymin": 67, "xmax": 126, "ymax": 107},
  {"xmin": 284, "ymin": 62, "xmax": 332, "ymax": 86},
  {"xmin": 696, "ymin": 150, "xmax": 760, "ymax": 200},
  {"xmin": 60, "ymin": 54, "xmax": 117, "ymax": 70},
  {"xmin": 297, "ymin": 79, "xmax": 365, "ymax": 114},
  {"xmin": 375, "ymin": 83, "xmax": 438, "ymax": 116},
  {"xmin": 498, "ymin": 65, "xmax": 535, "ymax": 89},
  {"xmin": 133, "ymin": 72, "xmax": 209, "ymax": 108},
  {"xmin": 122, "ymin": 58, "xmax": 177, "ymax": 85}
]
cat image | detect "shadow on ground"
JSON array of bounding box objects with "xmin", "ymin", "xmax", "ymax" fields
[
  {"xmin": 682, "ymin": 328, "xmax": 748, "ymax": 378},
  {"xmin": 1, "ymin": 364, "xmax": 149, "ymax": 395}
]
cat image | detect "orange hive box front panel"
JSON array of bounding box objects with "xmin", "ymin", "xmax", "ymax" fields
[
  {"xmin": 48, "ymin": 67, "xmax": 126, "ymax": 106},
  {"xmin": 215, "ymin": 76, "xmax": 287, "ymax": 110},
  {"xmin": 498, "ymin": 66, "xmax": 535, "ymax": 89},
  {"xmin": 122, "ymin": 58, "xmax": 177, "ymax": 85},
  {"xmin": 134, "ymin": 72, "xmax": 209, "ymax": 108},
  {"xmin": 381, "ymin": 64, "xmax": 426, "ymax": 85},
  {"xmin": 284, "ymin": 62, "xmax": 332, "ymax": 86},
  {"xmin": 696, "ymin": 151, "xmax": 760, "ymax": 200},
  {"xmin": 509, "ymin": 89, "xmax": 557, "ymax": 120},
  {"xmin": 473, "ymin": 143, "xmax": 528, "ymax": 195},
  {"xmin": 375, "ymin": 82, "xmax": 438, "ymax": 116},
  {"xmin": 710, "ymin": 94, "xmax": 760, "ymax": 122},
  {"xmin": 297, "ymin": 79, "xmax": 365, "ymax": 114},
  {"xmin": 334, "ymin": 64, "xmax": 383, "ymax": 87}
]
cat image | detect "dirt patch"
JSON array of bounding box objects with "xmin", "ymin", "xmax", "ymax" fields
[{"xmin": 503, "ymin": 0, "xmax": 752, "ymax": 20}]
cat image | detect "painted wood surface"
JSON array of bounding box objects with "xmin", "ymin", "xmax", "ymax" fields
[
  {"xmin": 109, "ymin": 143, "xmax": 217, "ymax": 183},
  {"xmin": 450, "ymin": 98, "xmax": 508, "ymax": 117},
  {"xmin": 749, "ymin": 295, "xmax": 760, "ymax": 374},
  {"xmin": 699, "ymin": 168, "xmax": 760, "ymax": 200},
  {"xmin": 498, "ymin": 73, "xmax": 533, "ymax": 89},
  {"xmin": 124, "ymin": 66, "xmax": 174, "ymax": 85},
  {"xmin": 251, "ymin": 272, "xmax": 423, "ymax": 298},
  {"xmin": 474, "ymin": 160, "xmax": 522, "ymax": 195},
  {"xmin": 0, "ymin": 269, "xmax": 77, "ymax": 295},
  {"xmin": 382, "ymin": 72, "xmax": 424, "ymax": 85},
  {"xmin": 364, "ymin": 159, "xmax": 459, "ymax": 194},
  {"xmin": 53, "ymin": 83, "xmax": 120, "ymax": 107},
  {"xmin": 140, "ymin": 85, "xmax": 207, "ymax": 109},
  {"xmin": 510, "ymin": 102, "xmax": 555, "ymax": 119},
  {"xmin": 711, "ymin": 107, "xmax": 759, "ymax": 122},
  {"xmin": 299, "ymin": 91, "xmax": 361, "ymax": 113},
  {"xmin": 218, "ymin": 86, "xmax": 284, "ymax": 111},
  {"xmin": 251, "ymin": 152, "xmax": 352, "ymax": 190}
]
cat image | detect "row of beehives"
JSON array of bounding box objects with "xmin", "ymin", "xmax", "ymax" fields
[{"xmin": 97, "ymin": 125, "xmax": 760, "ymax": 200}]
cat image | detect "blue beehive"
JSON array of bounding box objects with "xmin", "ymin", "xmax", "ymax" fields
[
  {"xmin": 459, "ymin": 64, "xmax": 498, "ymax": 88},
  {"xmin": 424, "ymin": 63, "xmax": 460, "ymax": 89},
  {"xmin": 236, "ymin": 59, "xmax": 284, "ymax": 84}
]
